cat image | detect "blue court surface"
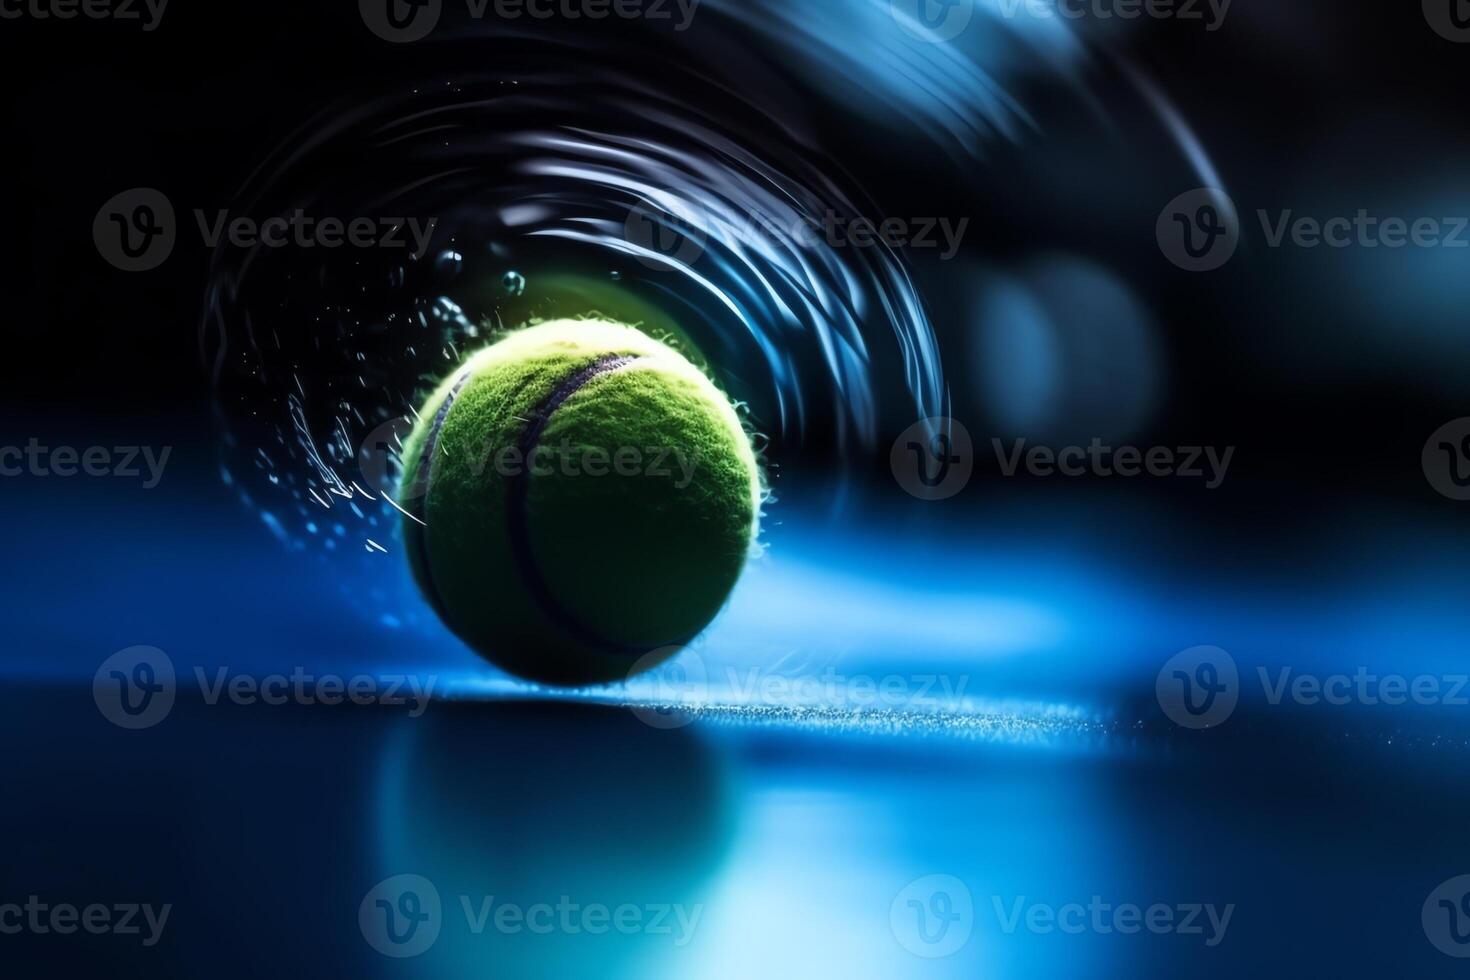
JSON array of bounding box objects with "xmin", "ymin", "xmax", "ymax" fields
[{"xmin": 6, "ymin": 463, "xmax": 1470, "ymax": 978}]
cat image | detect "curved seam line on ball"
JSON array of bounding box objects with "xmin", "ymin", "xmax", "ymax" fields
[
  {"xmin": 407, "ymin": 367, "xmax": 476, "ymax": 625},
  {"xmin": 507, "ymin": 354, "xmax": 688, "ymax": 659}
]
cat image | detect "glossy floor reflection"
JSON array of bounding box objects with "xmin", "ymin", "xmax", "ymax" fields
[{"xmin": 4, "ymin": 683, "xmax": 1469, "ymax": 978}]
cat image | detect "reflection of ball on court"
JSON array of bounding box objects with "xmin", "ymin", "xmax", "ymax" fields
[{"xmin": 398, "ymin": 319, "xmax": 761, "ymax": 685}]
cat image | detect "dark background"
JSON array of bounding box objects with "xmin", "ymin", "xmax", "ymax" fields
[{"xmin": 2, "ymin": 0, "xmax": 1467, "ymax": 499}]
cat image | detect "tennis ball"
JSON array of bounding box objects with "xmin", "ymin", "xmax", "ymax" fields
[{"xmin": 398, "ymin": 318, "xmax": 761, "ymax": 685}]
